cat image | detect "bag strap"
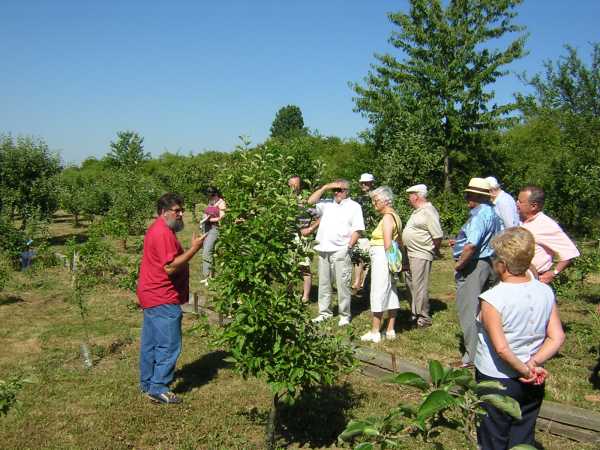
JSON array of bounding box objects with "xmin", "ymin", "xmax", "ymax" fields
[{"xmin": 384, "ymin": 213, "xmax": 402, "ymax": 244}]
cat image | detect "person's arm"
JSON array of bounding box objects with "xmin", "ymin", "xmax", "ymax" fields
[
  {"xmin": 527, "ymin": 304, "xmax": 565, "ymax": 367},
  {"xmin": 164, "ymin": 233, "xmax": 206, "ymax": 275},
  {"xmin": 539, "ymin": 258, "xmax": 574, "ymax": 284},
  {"xmin": 455, "ymin": 243, "xmax": 476, "ymax": 271},
  {"xmin": 307, "ymin": 182, "xmax": 339, "ymax": 204},
  {"xmin": 480, "ymin": 300, "xmax": 534, "ymax": 380},
  {"xmin": 382, "ymin": 214, "xmax": 395, "ymax": 251},
  {"xmin": 432, "ymin": 238, "xmax": 442, "ymax": 257},
  {"xmin": 300, "ymin": 217, "xmax": 320, "ymax": 237},
  {"xmin": 348, "ymin": 231, "xmax": 361, "ymax": 249}
]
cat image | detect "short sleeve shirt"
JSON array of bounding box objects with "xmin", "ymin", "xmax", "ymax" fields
[
  {"xmin": 475, "ymin": 279, "xmax": 555, "ymax": 378},
  {"xmin": 520, "ymin": 212, "xmax": 580, "ymax": 273},
  {"xmin": 137, "ymin": 217, "xmax": 189, "ymax": 308},
  {"xmin": 402, "ymin": 203, "xmax": 443, "ymax": 261},
  {"xmin": 452, "ymin": 203, "xmax": 503, "ymax": 260},
  {"xmin": 314, "ymin": 198, "xmax": 365, "ymax": 252}
]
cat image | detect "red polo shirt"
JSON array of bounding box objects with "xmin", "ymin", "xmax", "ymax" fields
[{"xmin": 136, "ymin": 217, "xmax": 189, "ymax": 309}]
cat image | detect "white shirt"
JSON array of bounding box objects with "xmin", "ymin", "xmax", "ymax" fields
[
  {"xmin": 475, "ymin": 279, "xmax": 554, "ymax": 378},
  {"xmin": 314, "ymin": 198, "xmax": 365, "ymax": 252},
  {"xmin": 493, "ymin": 190, "xmax": 519, "ymax": 228}
]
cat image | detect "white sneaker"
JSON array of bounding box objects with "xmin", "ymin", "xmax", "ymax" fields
[
  {"xmin": 312, "ymin": 314, "xmax": 330, "ymax": 323},
  {"xmin": 384, "ymin": 330, "xmax": 397, "ymax": 340},
  {"xmin": 338, "ymin": 317, "xmax": 351, "ymax": 327},
  {"xmin": 360, "ymin": 331, "xmax": 381, "ymax": 343}
]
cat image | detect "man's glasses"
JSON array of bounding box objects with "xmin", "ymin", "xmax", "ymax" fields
[
  {"xmin": 333, "ymin": 188, "xmax": 348, "ymax": 193},
  {"xmin": 169, "ymin": 208, "xmax": 185, "ymax": 215}
]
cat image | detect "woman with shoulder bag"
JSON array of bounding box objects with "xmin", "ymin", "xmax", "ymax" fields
[{"xmin": 360, "ymin": 186, "xmax": 402, "ymax": 343}]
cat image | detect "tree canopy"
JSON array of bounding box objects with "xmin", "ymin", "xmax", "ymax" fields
[
  {"xmin": 353, "ymin": 0, "xmax": 527, "ymax": 191},
  {"xmin": 270, "ymin": 105, "xmax": 307, "ymax": 139}
]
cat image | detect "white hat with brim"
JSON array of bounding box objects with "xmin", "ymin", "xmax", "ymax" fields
[
  {"xmin": 464, "ymin": 178, "xmax": 492, "ymax": 196},
  {"xmin": 406, "ymin": 184, "xmax": 428, "ymax": 195},
  {"xmin": 359, "ymin": 173, "xmax": 375, "ymax": 183}
]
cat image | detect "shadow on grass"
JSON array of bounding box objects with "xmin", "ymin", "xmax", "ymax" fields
[
  {"xmin": 0, "ymin": 294, "xmax": 25, "ymax": 306},
  {"xmin": 277, "ymin": 383, "xmax": 365, "ymax": 448},
  {"xmin": 172, "ymin": 350, "xmax": 232, "ymax": 394}
]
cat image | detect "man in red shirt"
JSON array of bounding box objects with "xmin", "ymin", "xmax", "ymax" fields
[{"xmin": 138, "ymin": 193, "xmax": 205, "ymax": 404}]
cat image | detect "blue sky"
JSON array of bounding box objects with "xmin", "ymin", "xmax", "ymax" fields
[{"xmin": 1, "ymin": 0, "xmax": 598, "ymax": 164}]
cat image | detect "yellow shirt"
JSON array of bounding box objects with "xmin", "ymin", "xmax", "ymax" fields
[{"xmin": 370, "ymin": 212, "xmax": 401, "ymax": 246}]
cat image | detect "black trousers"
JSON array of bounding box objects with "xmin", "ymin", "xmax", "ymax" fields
[{"xmin": 476, "ymin": 369, "xmax": 544, "ymax": 450}]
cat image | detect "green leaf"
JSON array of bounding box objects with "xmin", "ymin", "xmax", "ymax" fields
[
  {"xmin": 417, "ymin": 389, "xmax": 455, "ymax": 420},
  {"xmin": 355, "ymin": 443, "xmax": 374, "ymax": 450},
  {"xmin": 338, "ymin": 420, "xmax": 374, "ymax": 441},
  {"xmin": 480, "ymin": 394, "xmax": 522, "ymax": 420},
  {"xmin": 391, "ymin": 372, "xmax": 429, "ymax": 391},
  {"xmin": 428, "ymin": 360, "xmax": 444, "ymax": 385},
  {"xmin": 476, "ymin": 380, "xmax": 507, "ymax": 392}
]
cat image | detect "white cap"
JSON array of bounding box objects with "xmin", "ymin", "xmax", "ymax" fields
[
  {"xmin": 406, "ymin": 184, "xmax": 428, "ymax": 195},
  {"xmin": 359, "ymin": 173, "xmax": 375, "ymax": 183},
  {"xmin": 485, "ymin": 176, "xmax": 500, "ymax": 189}
]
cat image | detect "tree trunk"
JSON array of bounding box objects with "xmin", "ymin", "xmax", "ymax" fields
[
  {"xmin": 265, "ymin": 393, "xmax": 280, "ymax": 450},
  {"xmin": 443, "ymin": 153, "xmax": 451, "ymax": 192}
]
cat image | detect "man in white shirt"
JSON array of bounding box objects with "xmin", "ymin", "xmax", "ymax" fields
[
  {"xmin": 485, "ymin": 176, "xmax": 519, "ymax": 228},
  {"xmin": 308, "ymin": 179, "xmax": 365, "ymax": 326}
]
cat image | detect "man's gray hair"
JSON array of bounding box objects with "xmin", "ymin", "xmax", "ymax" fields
[
  {"xmin": 370, "ymin": 186, "xmax": 394, "ymax": 205},
  {"xmin": 415, "ymin": 191, "xmax": 427, "ymax": 199},
  {"xmin": 335, "ymin": 178, "xmax": 350, "ymax": 188}
]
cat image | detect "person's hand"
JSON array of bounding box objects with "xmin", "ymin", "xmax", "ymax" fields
[
  {"xmin": 519, "ymin": 359, "xmax": 547, "ymax": 385},
  {"xmin": 539, "ymin": 271, "xmax": 555, "ymax": 284},
  {"xmin": 191, "ymin": 232, "xmax": 206, "ymax": 250},
  {"xmin": 448, "ymin": 239, "xmax": 456, "ymax": 247}
]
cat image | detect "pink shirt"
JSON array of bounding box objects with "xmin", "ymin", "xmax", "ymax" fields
[{"xmin": 521, "ymin": 212, "xmax": 580, "ymax": 273}]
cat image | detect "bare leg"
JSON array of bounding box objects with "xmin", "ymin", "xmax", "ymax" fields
[
  {"xmin": 353, "ymin": 263, "xmax": 367, "ymax": 290},
  {"xmin": 386, "ymin": 309, "xmax": 398, "ymax": 333},
  {"xmin": 302, "ymin": 270, "xmax": 312, "ymax": 302},
  {"xmin": 371, "ymin": 312, "xmax": 383, "ymax": 333}
]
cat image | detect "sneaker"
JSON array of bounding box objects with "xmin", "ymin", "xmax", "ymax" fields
[
  {"xmin": 199, "ymin": 278, "xmax": 209, "ymax": 286},
  {"xmin": 312, "ymin": 314, "xmax": 330, "ymax": 323},
  {"xmin": 338, "ymin": 317, "xmax": 351, "ymax": 327},
  {"xmin": 360, "ymin": 331, "xmax": 381, "ymax": 343},
  {"xmin": 384, "ymin": 330, "xmax": 397, "ymax": 340},
  {"xmin": 147, "ymin": 391, "xmax": 182, "ymax": 404}
]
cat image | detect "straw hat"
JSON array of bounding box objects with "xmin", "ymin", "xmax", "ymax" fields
[{"xmin": 464, "ymin": 178, "xmax": 492, "ymax": 196}]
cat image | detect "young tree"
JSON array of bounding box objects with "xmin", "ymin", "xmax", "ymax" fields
[
  {"xmin": 352, "ymin": 0, "xmax": 527, "ymax": 191},
  {"xmin": 270, "ymin": 105, "xmax": 307, "ymax": 139},
  {"xmin": 105, "ymin": 130, "xmax": 150, "ymax": 169},
  {"xmin": 212, "ymin": 145, "xmax": 354, "ymax": 449}
]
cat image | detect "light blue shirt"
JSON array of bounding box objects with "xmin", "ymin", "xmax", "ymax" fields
[
  {"xmin": 494, "ymin": 190, "xmax": 520, "ymax": 228},
  {"xmin": 452, "ymin": 203, "xmax": 503, "ymax": 260},
  {"xmin": 475, "ymin": 279, "xmax": 555, "ymax": 378}
]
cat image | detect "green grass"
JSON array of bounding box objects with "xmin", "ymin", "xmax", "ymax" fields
[{"xmin": 0, "ymin": 214, "xmax": 598, "ymax": 449}]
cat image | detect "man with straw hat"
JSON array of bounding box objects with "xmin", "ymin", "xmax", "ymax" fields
[{"xmin": 450, "ymin": 178, "xmax": 503, "ymax": 368}]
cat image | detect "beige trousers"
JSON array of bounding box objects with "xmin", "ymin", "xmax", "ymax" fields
[{"xmin": 404, "ymin": 256, "xmax": 432, "ymax": 325}]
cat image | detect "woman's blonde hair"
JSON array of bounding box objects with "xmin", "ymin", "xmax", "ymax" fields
[{"xmin": 491, "ymin": 227, "xmax": 535, "ymax": 275}]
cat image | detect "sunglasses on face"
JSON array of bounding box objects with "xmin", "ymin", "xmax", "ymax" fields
[{"xmin": 333, "ymin": 188, "xmax": 348, "ymax": 193}]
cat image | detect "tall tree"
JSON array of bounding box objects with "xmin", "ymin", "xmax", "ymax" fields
[
  {"xmin": 353, "ymin": 0, "xmax": 526, "ymax": 191},
  {"xmin": 270, "ymin": 105, "xmax": 307, "ymax": 139},
  {"xmin": 106, "ymin": 130, "xmax": 149, "ymax": 169}
]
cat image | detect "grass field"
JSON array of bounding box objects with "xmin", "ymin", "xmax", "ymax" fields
[{"xmin": 0, "ymin": 214, "xmax": 598, "ymax": 449}]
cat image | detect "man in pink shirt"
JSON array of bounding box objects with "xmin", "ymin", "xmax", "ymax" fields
[
  {"xmin": 517, "ymin": 185, "xmax": 580, "ymax": 284},
  {"xmin": 137, "ymin": 193, "xmax": 205, "ymax": 404}
]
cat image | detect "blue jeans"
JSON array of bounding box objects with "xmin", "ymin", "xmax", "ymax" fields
[{"xmin": 139, "ymin": 304, "xmax": 182, "ymax": 395}]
